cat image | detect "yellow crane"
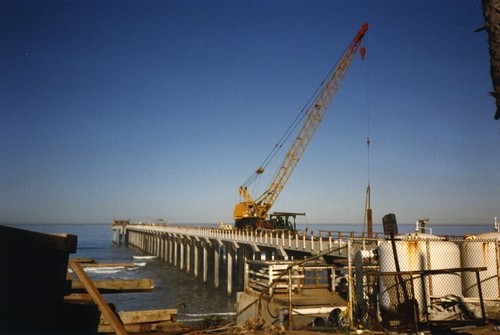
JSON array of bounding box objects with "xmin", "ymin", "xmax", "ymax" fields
[{"xmin": 234, "ymin": 23, "xmax": 369, "ymax": 229}]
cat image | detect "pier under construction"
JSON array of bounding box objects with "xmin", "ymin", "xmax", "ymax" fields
[{"xmin": 112, "ymin": 219, "xmax": 499, "ymax": 333}]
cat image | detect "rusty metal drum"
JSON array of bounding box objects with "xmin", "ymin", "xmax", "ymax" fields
[
  {"xmin": 378, "ymin": 233, "xmax": 462, "ymax": 318},
  {"xmin": 461, "ymin": 231, "xmax": 500, "ymax": 299}
]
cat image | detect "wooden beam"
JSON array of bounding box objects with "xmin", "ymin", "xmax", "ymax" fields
[
  {"xmin": 72, "ymin": 278, "xmax": 154, "ymax": 293},
  {"xmin": 99, "ymin": 309, "xmax": 178, "ymax": 325},
  {"xmin": 69, "ymin": 260, "xmax": 129, "ymax": 335},
  {"xmin": 70, "ymin": 258, "xmax": 96, "ymax": 264},
  {"xmin": 79, "ymin": 262, "xmax": 141, "ymax": 268},
  {"xmin": 64, "ymin": 293, "xmax": 93, "ymax": 304},
  {"xmin": 98, "ymin": 321, "xmax": 187, "ymax": 334}
]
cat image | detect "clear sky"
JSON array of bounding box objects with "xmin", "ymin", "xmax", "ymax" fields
[{"xmin": 1, "ymin": 0, "xmax": 498, "ymax": 225}]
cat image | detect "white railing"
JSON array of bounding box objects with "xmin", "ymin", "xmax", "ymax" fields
[
  {"xmin": 246, "ymin": 260, "xmax": 335, "ymax": 296},
  {"xmin": 119, "ymin": 224, "xmax": 349, "ymax": 255}
]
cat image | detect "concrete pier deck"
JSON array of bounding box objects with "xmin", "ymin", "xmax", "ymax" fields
[{"xmin": 111, "ymin": 223, "xmax": 357, "ymax": 296}]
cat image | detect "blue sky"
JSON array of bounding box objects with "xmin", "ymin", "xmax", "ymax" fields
[{"xmin": 1, "ymin": 0, "xmax": 498, "ymax": 225}]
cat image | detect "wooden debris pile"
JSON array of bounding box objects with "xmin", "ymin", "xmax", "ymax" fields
[{"xmin": 0, "ymin": 225, "xmax": 191, "ymax": 335}]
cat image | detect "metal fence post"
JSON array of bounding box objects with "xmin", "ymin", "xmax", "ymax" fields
[
  {"xmin": 347, "ymin": 237, "xmax": 353, "ymax": 328},
  {"xmin": 288, "ymin": 267, "xmax": 293, "ymax": 329}
]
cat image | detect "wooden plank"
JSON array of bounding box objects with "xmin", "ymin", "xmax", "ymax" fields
[
  {"xmin": 72, "ymin": 278, "xmax": 154, "ymax": 293},
  {"xmin": 99, "ymin": 323, "xmax": 152, "ymax": 333},
  {"xmin": 70, "ymin": 258, "xmax": 96, "ymax": 264},
  {"xmin": 69, "ymin": 260, "xmax": 129, "ymax": 335},
  {"xmin": 80, "ymin": 262, "xmax": 139, "ymax": 268},
  {"xmin": 100, "ymin": 309, "xmax": 178, "ymax": 325},
  {"xmin": 98, "ymin": 321, "xmax": 187, "ymax": 333},
  {"xmin": 64, "ymin": 293, "xmax": 93, "ymax": 304}
]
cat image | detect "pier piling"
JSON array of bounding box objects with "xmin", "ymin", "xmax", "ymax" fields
[{"xmin": 112, "ymin": 223, "xmax": 350, "ymax": 296}]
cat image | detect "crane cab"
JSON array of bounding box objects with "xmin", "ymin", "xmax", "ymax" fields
[
  {"xmin": 268, "ymin": 212, "xmax": 305, "ymax": 232},
  {"xmin": 234, "ymin": 210, "xmax": 305, "ymax": 232}
]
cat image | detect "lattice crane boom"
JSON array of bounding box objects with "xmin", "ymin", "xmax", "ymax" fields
[{"xmin": 234, "ymin": 23, "xmax": 369, "ymax": 228}]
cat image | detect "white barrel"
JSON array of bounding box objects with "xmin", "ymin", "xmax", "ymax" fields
[
  {"xmin": 378, "ymin": 233, "xmax": 462, "ymax": 318},
  {"xmin": 461, "ymin": 232, "xmax": 500, "ymax": 299}
]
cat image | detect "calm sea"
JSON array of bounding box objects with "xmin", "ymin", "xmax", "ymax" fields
[{"xmin": 4, "ymin": 222, "xmax": 495, "ymax": 322}]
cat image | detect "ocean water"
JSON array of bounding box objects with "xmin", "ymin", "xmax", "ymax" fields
[
  {"xmin": 6, "ymin": 223, "xmax": 239, "ymax": 323},
  {"xmin": 4, "ymin": 222, "xmax": 496, "ymax": 322}
]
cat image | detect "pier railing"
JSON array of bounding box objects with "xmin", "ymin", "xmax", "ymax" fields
[
  {"xmin": 116, "ymin": 223, "xmax": 370, "ymax": 254},
  {"xmin": 112, "ymin": 224, "xmax": 498, "ymax": 331},
  {"xmin": 246, "ymin": 259, "xmax": 335, "ymax": 296}
]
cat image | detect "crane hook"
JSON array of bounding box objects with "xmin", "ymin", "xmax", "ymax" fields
[{"xmin": 360, "ymin": 47, "xmax": 366, "ymax": 60}]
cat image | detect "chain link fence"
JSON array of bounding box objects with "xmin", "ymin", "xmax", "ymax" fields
[
  {"xmin": 240, "ymin": 235, "xmax": 497, "ymax": 332},
  {"xmin": 349, "ymin": 236, "xmax": 494, "ymax": 332}
]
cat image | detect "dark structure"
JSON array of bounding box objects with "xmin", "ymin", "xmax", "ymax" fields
[
  {"xmin": 480, "ymin": 0, "xmax": 500, "ymax": 119},
  {"xmin": 0, "ymin": 225, "xmax": 100, "ymax": 334}
]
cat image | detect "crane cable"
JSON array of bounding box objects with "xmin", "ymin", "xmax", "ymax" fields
[
  {"xmin": 242, "ymin": 50, "xmax": 347, "ymax": 191},
  {"xmin": 362, "ymin": 35, "xmax": 372, "ymax": 235}
]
